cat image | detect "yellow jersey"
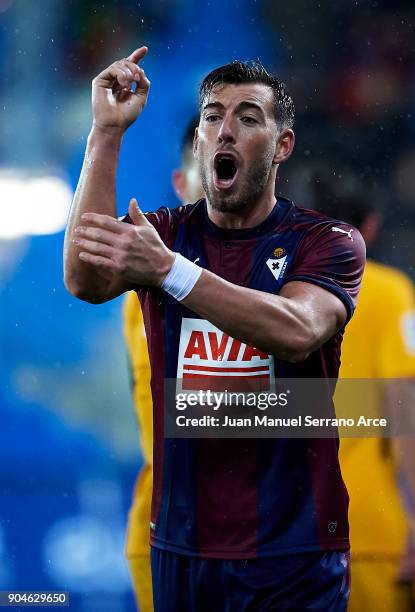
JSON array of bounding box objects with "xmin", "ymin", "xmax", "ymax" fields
[
  {"xmin": 123, "ymin": 291, "xmax": 153, "ymax": 557},
  {"xmin": 338, "ymin": 259, "xmax": 415, "ymax": 557}
]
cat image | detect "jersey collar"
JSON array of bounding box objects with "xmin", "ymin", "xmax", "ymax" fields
[{"xmin": 201, "ymin": 196, "xmax": 293, "ymax": 240}]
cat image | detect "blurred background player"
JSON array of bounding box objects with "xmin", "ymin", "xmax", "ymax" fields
[
  {"xmin": 309, "ymin": 170, "xmax": 415, "ymax": 611},
  {"xmin": 123, "ymin": 117, "xmax": 203, "ymax": 612}
]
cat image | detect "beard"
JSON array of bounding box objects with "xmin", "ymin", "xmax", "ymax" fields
[{"xmin": 199, "ymin": 151, "xmax": 275, "ymax": 213}]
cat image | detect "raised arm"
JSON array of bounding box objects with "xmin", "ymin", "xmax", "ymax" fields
[{"xmin": 63, "ymin": 46, "xmax": 151, "ymax": 303}]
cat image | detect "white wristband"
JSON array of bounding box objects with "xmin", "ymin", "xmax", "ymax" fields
[{"xmin": 162, "ymin": 253, "xmax": 202, "ymax": 301}]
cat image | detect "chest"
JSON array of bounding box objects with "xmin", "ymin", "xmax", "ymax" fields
[{"xmin": 173, "ymin": 225, "xmax": 305, "ymax": 294}]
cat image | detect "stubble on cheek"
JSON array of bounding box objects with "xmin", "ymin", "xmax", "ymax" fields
[{"xmin": 198, "ymin": 152, "xmax": 212, "ymax": 200}]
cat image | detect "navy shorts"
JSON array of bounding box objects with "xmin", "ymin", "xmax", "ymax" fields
[{"xmin": 151, "ymin": 547, "xmax": 350, "ymax": 611}]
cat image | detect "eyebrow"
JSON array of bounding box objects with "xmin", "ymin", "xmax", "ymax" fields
[{"xmin": 203, "ymin": 100, "xmax": 266, "ymax": 117}]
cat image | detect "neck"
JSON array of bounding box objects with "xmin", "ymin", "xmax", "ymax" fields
[{"xmin": 206, "ymin": 177, "xmax": 277, "ymax": 230}]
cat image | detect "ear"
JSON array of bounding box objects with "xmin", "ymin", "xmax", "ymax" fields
[
  {"xmin": 193, "ymin": 127, "xmax": 199, "ymax": 160},
  {"xmin": 273, "ymin": 129, "xmax": 295, "ymax": 165},
  {"xmin": 172, "ymin": 169, "xmax": 187, "ymax": 201},
  {"xmin": 360, "ymin": 212, "xmax": 381, "ymax": 247}
]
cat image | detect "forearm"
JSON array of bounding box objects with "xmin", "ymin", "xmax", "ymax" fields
[
  {"xmin": 181, "ymin": 270, "xmax": 323, "ymax": 362},
  {"xmin": 63, "ymin": 126, "xmax": 123, "ymax": 300}
]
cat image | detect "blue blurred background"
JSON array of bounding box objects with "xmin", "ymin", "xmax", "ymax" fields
[{"xmin": 0, "ymin": 0, "xmax": 414, "ymax": 609}]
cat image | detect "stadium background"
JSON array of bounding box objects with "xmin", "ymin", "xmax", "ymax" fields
[{"xmin": 0, "ymin": 0, "xmax": 414, "ymax": 610}]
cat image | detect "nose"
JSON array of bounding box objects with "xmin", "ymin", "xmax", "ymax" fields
[{"xmin": 217, "ymin": 115, "xmax": 236, "ymax": 145}]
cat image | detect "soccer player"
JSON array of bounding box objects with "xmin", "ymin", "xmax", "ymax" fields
[
  {"xmin": 64, "ymin": 46, "xmax": 366, "ymax": 610},
  {"xmin": 311, "ymin": 181, "xmax": 415, "ymax": 611},
  {"xmin": 123, "ymin": 118, "xmax": 203, "ymax": 612}
]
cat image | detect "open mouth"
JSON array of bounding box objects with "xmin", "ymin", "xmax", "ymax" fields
[{"xmin": 213, "ymin": 153, "xmax": 239, "ymax": 190}]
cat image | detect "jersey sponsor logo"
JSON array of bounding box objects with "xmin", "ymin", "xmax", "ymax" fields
[
  {"xmin": 400, "ymin": 310, "xmax": 415, "ymax": 355},
  {"xmin": 266, "ymin": 256, "xmax": 288, "ymax": 282},
  {"xmin": 331, "ymin": 226, "xmax": 354, "ymax": 241},
  {"xmin": 177, "ymin": 318, "xmax": 274, "ymax": 389}
]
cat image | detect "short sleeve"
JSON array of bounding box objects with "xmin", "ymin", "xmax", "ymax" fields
[{"xmin": 284, "ymin": 222, "xmax": 366, "ymax": 323}]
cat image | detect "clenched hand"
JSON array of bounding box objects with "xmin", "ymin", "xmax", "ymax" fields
[{"xmin": 92, "ymin": 46, "xmax": 151, "ymax": 133}]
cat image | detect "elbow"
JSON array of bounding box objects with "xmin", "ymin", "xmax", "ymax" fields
[
  {"xmin": 64, "ymin": 270, "xmax": 106, "ymax": 304},
  {"xmin": 275, "ymin": 327, "xmax": 319, "ymax": 364}
]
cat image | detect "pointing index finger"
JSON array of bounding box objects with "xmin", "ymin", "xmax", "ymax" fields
[{"xmin": 127, "ymin": 46, "xmax": 148, "ymax": 64}]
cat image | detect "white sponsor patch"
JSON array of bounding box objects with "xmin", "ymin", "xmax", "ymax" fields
[
  {"xmin": 266, "ymin": 256, "xmax": 288, "ymax": 282},
  {"xmin": 177, "ymin": 318, "xmax": 274, "ymax": 388}
]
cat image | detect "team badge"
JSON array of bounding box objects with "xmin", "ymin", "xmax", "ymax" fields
[
  {"xmin": 266, "ymin": 255, "xmax": 288, "ymax": 282},
  {"xmin": 273, "ymin": 247, "xmax": 285, "ymax": 258}
]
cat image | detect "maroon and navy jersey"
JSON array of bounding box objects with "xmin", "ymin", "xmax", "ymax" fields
[{"xmin": 131, "ymin": 196, "xmax": 366, "ymax": 559}]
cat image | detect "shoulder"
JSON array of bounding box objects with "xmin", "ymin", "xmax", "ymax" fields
[
  {"xmin": 124, "ymin": 289, "xmax": 140, "ymax": 317},
  {"xmin": 123, "ymin": 290, "xmax": 142, "ymax": 329},
  {"xmin": 293, "ymin": 203, "xmax": 361, "ymax": 235},
  {"xmin": 146, "ymin": 199, "xmax": 203, "ymax": 230},
  {"xmin": 363, "ymin": 260, "xmax": 414, "ymax": 312},
  {"xmin": 122, "ymin": 199, "xmax": 205, "ymax": 244},
  {"xmin": 365, "ymin": 260, "xmax": 413, "ymax": 293},
  {"xmin": 289, "ymin": 203, "xmax": 366, "ymax": 260}
]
